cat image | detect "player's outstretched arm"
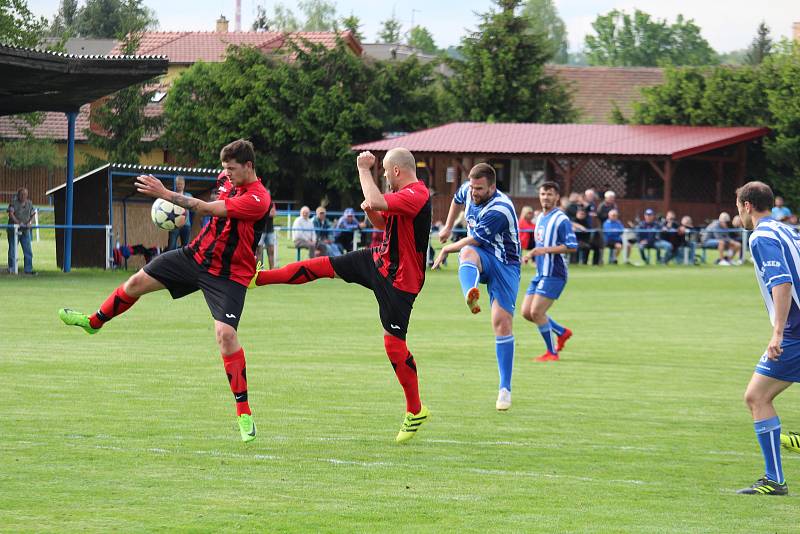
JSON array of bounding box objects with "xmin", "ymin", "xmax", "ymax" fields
[
  {"xmin": 432, "ymin": 236, "xmax": 479, "ymax": 270},
  {"xmin": 524, "ymin": 243, "xmax": 576, "ymax": 262},
  {"xmin": 356, "ymin": 152, "xmax": 389, "ymax": 212},
  {"xmin": 135, "ymin": 174, "xmax": 227, "ymax": 217},
  {"xmin": 439, "ymin": 199, "xmax": 460, "ymax": 243}
]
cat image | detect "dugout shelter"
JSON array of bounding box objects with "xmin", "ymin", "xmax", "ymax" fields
[
  {"xmin": 0, "ymin": 43, "xmax": 168, "ymax": 271},
  {"xmin": 47, "ymin": 164, "xmax": 221, "ymax": 269}
]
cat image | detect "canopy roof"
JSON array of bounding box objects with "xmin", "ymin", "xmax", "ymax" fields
[
  {"xmin": 0, "ymin": 43, "xmax": 168, "ymax": 115},
  {"xmin": 353, "ymin": 122, "xmax": 770, "ymax": 160}
]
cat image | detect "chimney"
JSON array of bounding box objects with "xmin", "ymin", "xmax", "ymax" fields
[
  {"xmin": 794, "ymin": 22, "xmax": 800, "ymax": 42},
  {"xmin": 216, "ymin": 15, "xmax": 229, "ymax": 33},
  {"xmin": 235, "ymin": 0, "xmax": 242, "ymax": 32}
]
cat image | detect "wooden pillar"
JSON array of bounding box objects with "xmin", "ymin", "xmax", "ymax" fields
[
  {"xmin": 735, "ymin": 143, "xmax": 747, "ymax": 189},
  {"xmin": 713, "ymin": 160, "xmax": 724, "ymax": 212},
  {"xmin": 663, "ymin": 159, "xmax": 673, "ymax": 214}
]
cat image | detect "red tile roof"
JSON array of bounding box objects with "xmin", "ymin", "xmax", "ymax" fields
[
  {"xmin": 353, "ymin": 122, "xmax": 770, "ymax": 159},
  {"xmin": 110, "ymin": 30, "xmax": 362, "ymax": 63},
  {"xmin": 545, "ymin": 65, "xmax": 664, "ymax": 124}
]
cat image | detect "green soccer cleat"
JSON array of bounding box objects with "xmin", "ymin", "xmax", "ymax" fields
[
  {"xmin": 238, "ymin": 414, "xmax": 256, "ymax": 442},
  {"xmin": 736, "ymin": 476, "xmax": 788, "ymax": 495},
  {"xmin": 58, "ymin": 308, "xmax": 99, "ymax": 335},
  {"xmin": 396, "ymin": 405, "xmax": 430, "ymax": 443},
  {"xmin": 781, "ymin": 431, "xmax": 800, "ymax": 453},
  {"xmin": 248, "ymin": 261, "xmax": 262, "ymax": 289}
]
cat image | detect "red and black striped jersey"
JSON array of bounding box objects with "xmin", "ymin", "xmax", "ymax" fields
[
  {"xmin": 187, "ymin": 174, "xmax": 269, "ymax": 286},
  {"xmin": 374, "ymin": 180, "xmax": 431, "ymax": 295}
]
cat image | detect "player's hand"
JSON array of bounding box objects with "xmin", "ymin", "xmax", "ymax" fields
[
  {"xmin": 431, "ymin": 249, "xmax": 448, "ymax": 270},
  {"xmin": 360, "ymin": 200, "xmax": 371, "ymax": 211},
  {"xmin": 357, "ymin": 151, "xmax": 376, "ymax": 170},
  {"xmin": 135, "ymin": 174, "xmax": 169, "ymax": 199},
  {"xmin": 767, "ymin": 331, "xmax": 783, "ymax": 361},
  {"xmin": 438, "ymin": 227, "xmax": 451, "ymax": 243}
]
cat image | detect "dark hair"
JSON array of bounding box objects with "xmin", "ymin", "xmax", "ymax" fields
[
  {"xmin": 220, "ymin": 139, "xmax": 255, "ymax": 165},
  {"xmin": 539, "ymin": 181, "xmax": 560, "ymax": 194},
  {"xmin": 736, "ymin": 181, "xmax": 773, "ymax": 212},
  {"xmin": 469, "ymin": 163, "xmax": 496, "ymax": 185}
]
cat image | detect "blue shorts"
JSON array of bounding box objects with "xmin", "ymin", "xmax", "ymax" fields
[
  {"xmin": 526, "ymin": 276, "xmax": 567, "ymax": 300},
  {"xmin": 755, "ymin": 338, "xmax": 800, "ymax": 383},
  {"xmin": 472, "ymin": 246, "xmax": 520, "ymax": 315}
]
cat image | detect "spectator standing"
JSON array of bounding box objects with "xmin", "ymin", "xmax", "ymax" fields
[
  {"xmin": 703, "ymin": 212, "xmax": 741, "ymax": 266},
  {"xmin": 312, "ymin": 206, "xmax": 342, "ymax": 257},
  {"xmin": 602, "ymin": 209, "xmax": 626, "ymax": 264},
  {"xmin": 335, "ymin": 207, "xmax": 364, "ymax": 252},
  {"xmin": 518, "ymin": 205, "xmax": 536, "ymax": 251},
  {"xmin": 167, "ymin": 177, "xmax": 193, "ymax": 251},
  {"xmin": 292, "ymin": 205, "xmax": 316, "ymax": 258},
  {"xmin": 636, "ymin": 208, "xmax": 673, "ymax": 264},
  {"xmin": 772, "ymin": 196, "xmax": 792, "ymax": 222},
  {"xmin": 597, "ymin": 190, "xmax": 618, "ymax": 224},
  {"xmin": 256, "ymin": 188, "xmax": 277, "ymax": 269},
  {"xmin": 6, "ymin": 187, "xmax": 35, "ymax": 274}
]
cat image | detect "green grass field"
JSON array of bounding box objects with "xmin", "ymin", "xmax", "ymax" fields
[{"xmin": 2, "ymin": 235, "xmax": 800, "ymax": 532}]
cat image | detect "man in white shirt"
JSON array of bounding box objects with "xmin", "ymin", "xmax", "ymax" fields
[{"xmin": 292, "ymin": 205, "xmax": 316, "ymax": 257}]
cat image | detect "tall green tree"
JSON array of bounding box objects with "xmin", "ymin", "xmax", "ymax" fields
[
  {"xmin": 407, "ymin": 26, "xmax": 437, "ymax": 54},
  {"xmin": 378, "ymin": 12, "xmax": 402, "ymax": 43},
  {"xmin": 252, "ymin": 3, "xmax": 299, "ymax": 32},
  {"xmin": 340, "ymin": 13, "xmax": 363, "ymax": 41},
  {"xmin": 522, "ymin": 0, "xmax": 568, "ymax": 64},
  {"xmin": 48, "ymin": 0, "xmax": 79, "ymax": 37},
  {"xmin": 745, "ymin": 21, "xmax": 772, "ymax": 65},
  {"xmin": 445, "ymin": 0, "xmax": 575, "ymax": 123},
  {"xmin": 585, "ymin": 9, "xmax": 717, "ymax": 67},
  {"xmin": 298, "ymin": 0, "xmax": 336, "ymax": 31},
  {"xmin": 84, "ymin": 19, "xmax": 162, "ymax": 166},
  {"xmin": 0, "ymin": 0, "xmax": 48, "ymax": 47},
  {"xmin": 74, "ymin": 0, "xmax": 156, "ymax": 39}
]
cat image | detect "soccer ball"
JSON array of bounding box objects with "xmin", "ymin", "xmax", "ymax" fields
[{"xmin": 151, "ymin": 199, "xmax": 187, "ymax": 230}]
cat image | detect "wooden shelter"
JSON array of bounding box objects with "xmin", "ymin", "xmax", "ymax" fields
[{"xmin": 353, "ymin": 122, "xmax": 770, "ymax": 223}]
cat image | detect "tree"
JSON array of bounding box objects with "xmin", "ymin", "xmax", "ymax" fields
[
  {"xmin": 299, "ymin": 0, "xmax": 336, "ymax": 31},
  {"xmin": 522, "ymin": 0, "xmax": 568, "ymax": 64},
  {"xmin": 445, "ymin": 0, "xmax": 575, "ymax": 123},
  {"xmin": 74, "ymin": 0, "xmax": 157, "ymax": 39},
  {"xmin": 340, "ymin": 13, "xmax": 363, "ymax": 41},
  {"xmin": 49, "ymin": 0, "xmax": 79, "ymax": 37},
  {"xmin": 584, "ymin": 9, "xmax": 717, "ymax": 67},
  {"xmin": 252, "ymin": 3, "xmax": 299, "ymax": 32},
  {"xmin": 0, "ymin": 0, "xmax": 49, "ymax": 47},
  {"xmin": 378, "ymin": 12, "xmax": 402, "ymax": 44},
  {"xmin": 84, "ymin": 23, "xmax": 162, "ymax": 165},
  {"xmin": 745, "ymin": 21, "xmax": 772, "ymax": 65},
  {"xmin": 407, "ymin": 26, "xmax": 437, "ymax": 54}
]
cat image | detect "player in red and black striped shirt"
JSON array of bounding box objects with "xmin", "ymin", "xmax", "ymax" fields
[
  {"xmin": 58, "ymin": 139, "xmax": 268, "ymax": 443},
  {"xmin": 251, "ymin": 148, "xmax": 432, "ymax": 443}
]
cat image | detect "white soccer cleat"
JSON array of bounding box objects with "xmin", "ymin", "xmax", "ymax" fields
[{"xmin": 496, "ymin": 388, "xmax": 511, "ymax": 411}]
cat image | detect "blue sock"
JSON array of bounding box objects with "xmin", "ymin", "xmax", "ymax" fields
[
  {"xmin": 537, "ymin": 323, "xmax": 556, "ymax": 354},
  {"xmin": 754, "ymin": 416, "xmax": 784, "ymax": 483},
  {"xmin": 548, "ymin": 316, "xmax": 566, "ymax": 336},
  {"xmin": 458, "ymin": 261, "xmax": 480, "ymax": 299},
  {"xmin": 496, "ymin": 335, "xmax": 514, "ymax": 391}
]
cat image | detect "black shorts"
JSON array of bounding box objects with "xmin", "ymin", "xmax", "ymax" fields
[
  {"xmin": 330, "ymin": 248, "xmax": 416, "ymax": 340},
  {"xmin": 143, "ymin": 248, "xmax": 247, "ymax": 329}
]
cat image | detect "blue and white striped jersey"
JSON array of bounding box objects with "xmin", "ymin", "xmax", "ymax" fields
[
  {"xmin": 533, "ymin": 208, "xmax": 577, "ymax": 279},
  {"xmin": 454, "ymin": 182, "xmax": 521, "ymax": 265},
  {"xmin": 749, "ymin": 217, "xmax": 800, "ymax": 339}
]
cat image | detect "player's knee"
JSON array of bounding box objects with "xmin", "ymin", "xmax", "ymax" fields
[
  {"xmin": 743, "ymin": 388, "xmax": 768, "ymax": 411},
  {"xmin": 522, "ymin": 307, "xmax": 535, "ymax": 322},
  {"xmin": 459, "ymin": 247, "xmax": 478, "ymax": 263},
  {"xmin": 215, "ymin": 324, "xmax": 238, "ymax": 349},
  {"xmin": 124, "ymin": 272, "xmax": 146, "ymax": 296}
]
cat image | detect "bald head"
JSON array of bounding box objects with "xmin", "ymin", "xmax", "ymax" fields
[{"xmin": 384, "ymin": 148, "xmax": 416, "ymax": 174}]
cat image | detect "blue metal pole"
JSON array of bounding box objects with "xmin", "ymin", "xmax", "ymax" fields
[{"xmin": 64, "ymin": 111, "xmax": 77, "ymax": 272}]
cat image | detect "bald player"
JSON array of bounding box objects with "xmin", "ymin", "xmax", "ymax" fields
[{"xmin": 250, "ymin": 148, "xmax": 432, "ymax": 443}]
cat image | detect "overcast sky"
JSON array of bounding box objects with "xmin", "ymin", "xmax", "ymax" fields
[{"xmin": 27, "ymin": 0, "xmax": 800, "ymax": 53}]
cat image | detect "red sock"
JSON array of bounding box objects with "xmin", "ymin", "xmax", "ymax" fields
[
  {"xmin": 384, "ymin": 335, "xmax": 421, "ymax": 414},
  {"xmin": 222, "ymin": 348, "xmax": 251, "ymax": 416},
  {"xmin": 255, "ymin": 256, "xmax": 334, "ymax": 286},
  {"xmin": 89, "ymin": 284, "xmax": 139, "ymax": 329}
]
